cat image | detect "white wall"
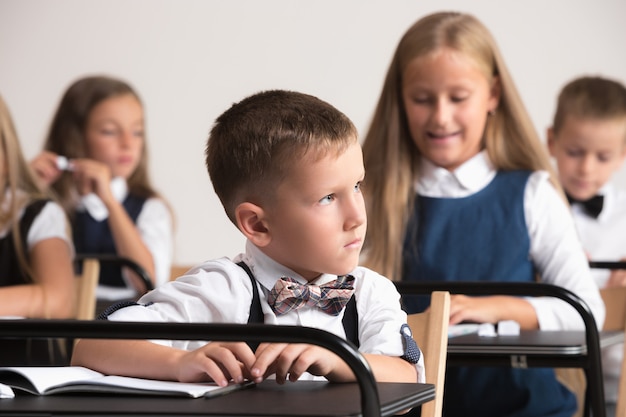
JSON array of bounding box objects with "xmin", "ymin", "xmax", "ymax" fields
[{"xmin": 1, "ymin": 0, "xmax": 625, "ymax": 266}]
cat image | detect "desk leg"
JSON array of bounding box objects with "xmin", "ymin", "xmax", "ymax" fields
[{"xmin": 586, "ymin": 367, "xmax": 606, "ymax": 417}]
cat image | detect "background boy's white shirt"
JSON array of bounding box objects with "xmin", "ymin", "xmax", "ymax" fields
[
  {"xmin": 570, "ymin": 182, "xmax": 626, "ymax": 403},
  {"xmin": 108, "ymin": 241, "xmax": 425, "ymax": 382}
]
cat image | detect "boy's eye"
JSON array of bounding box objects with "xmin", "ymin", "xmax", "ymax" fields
[
  {"xmin": 354, "ymin": 182, "xmax": 362, "ymax": 193},
  {"xmin": 319, "ymin": 194, "xmax": 334, "ymax": 205},
  {"xmin": 598, "ymin": 153, "xmax": 613, "ymax": 163}
]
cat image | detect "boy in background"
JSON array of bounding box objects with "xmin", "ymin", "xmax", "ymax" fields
[
  {"xmin": 548, "ymin": 75, "xmax": 626, "ymax": 416},
  {"xmin": 72, "ymin": 89, "xmax": 422, "ymax": 387}
]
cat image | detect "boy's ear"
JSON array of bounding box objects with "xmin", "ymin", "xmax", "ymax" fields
[
  {"xmin": 235, "ymin": 202, "xmax": 271, "ymax": 247},
  {"xmin": 546, "ymin": 127, "xmax": 557, "ymax": 156}
]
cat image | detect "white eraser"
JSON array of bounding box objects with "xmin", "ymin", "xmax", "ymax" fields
[
  {"xmin": 497, "ymin": 320, "xmax": 521, "ymax": 336},
  {"xmin": 56, "ymin": 155, "xmax": 73, "ymax": 171},
  {"xmin": 478, "ymin": 323, "xmax": 497, "ymax": 337}
]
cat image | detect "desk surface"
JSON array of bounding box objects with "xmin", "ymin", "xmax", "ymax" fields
[
  {"xmin": 448, "ymin": 330, "xmax": 623, "ymax": 356},
  {"xmin": 0, "ymin": 380, "xmax": 435, "ymax": 417}
]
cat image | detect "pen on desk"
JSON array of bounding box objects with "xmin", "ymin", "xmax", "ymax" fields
[{"xmin": 204, "ymin": 380, "xmax": 256, "ymax": 399}]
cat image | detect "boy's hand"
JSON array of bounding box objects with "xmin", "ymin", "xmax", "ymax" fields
[
  {"xmin": 175, "ymin": 342, "xmax": 256, "ymax": 387},
  {"xmin": 606, "ymin": 260, "xmax": 626, "ymax": 288},
  {"xmin": 251, "ymin": 343, "xmax": 346, "ymax": 384}
]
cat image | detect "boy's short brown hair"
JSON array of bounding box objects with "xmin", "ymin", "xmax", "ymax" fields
[
  {"xmin": 205, "ymin": 90, "xmax": 358, "ymax": 224},
  {"xmin": 552, "ymin": 76, "xmax": 626, "ymax": 134}
]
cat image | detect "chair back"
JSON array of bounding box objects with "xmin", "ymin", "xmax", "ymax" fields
[
  {"xmin": 170, "ymin": 264, "xmax": 193, "ymax": 281},
  {"xmin": 406, "ymin": 291, "xmax": 450, "ymax": 417},
  {"xmin": 600, "ymin": 287, "xmax": 626, "ymax": 417},
  {"xmin": 74, "ymin": 258, "xmax": 100, "ymax": 320}
]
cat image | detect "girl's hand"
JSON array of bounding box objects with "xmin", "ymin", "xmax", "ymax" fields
[
  {"xmin": 251, "ymin": 343, "xmax": 343, "ymax": 384},
  {"xmin": 30, "ymin": 151, "xmax": 62, "ymax": 188},
  {"xmin": 449, "ymin": 294, "xmax": 502, "ymax": 325},
  {"xmin": 449, "ymin": 294, "xmax": 538, "ymax": 329},
  {"xmin": 70, "ymin": 158, "xmax": 115, "ymax": 204},
  {"xmin": 175, "ymin": 342, "xmax": 256, "ymax": 387}
]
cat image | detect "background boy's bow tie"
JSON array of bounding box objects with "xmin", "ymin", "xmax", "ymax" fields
[
  {"xmin": 268, "ymin": 275, "xmax": 355, "ymax": 316},
  {"xmin": 566, "ymin": 193, "xmax": 604, "ymax": 219}
]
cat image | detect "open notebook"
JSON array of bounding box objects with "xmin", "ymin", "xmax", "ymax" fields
[{"xmin": 0, "ymin": 366, "xmax": 254, "ymax": 398}]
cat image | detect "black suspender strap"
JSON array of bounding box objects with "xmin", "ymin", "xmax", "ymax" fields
[{"xmin": 236, "ymin": 261, "xmax": 359, "ymax": 349}]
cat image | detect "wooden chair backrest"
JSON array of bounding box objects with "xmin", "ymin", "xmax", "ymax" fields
[
  {"xmin": 601, "ymin": 287, "xmax": 626, "ymax": 417},
  {"xmin": 74, "ymin": 258, "xmax": 100, "ymax": 321},
  {"xmin": 169, "ymin": 264, "xmax": 193, "ymax": 281},
  {"xmin": 406, "ymin": 291, "xmax": 450, "ymax": 417}
]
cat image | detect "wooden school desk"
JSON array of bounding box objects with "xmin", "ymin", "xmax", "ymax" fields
[
  {"xmin": 394, "ymin": 281, "xmax": 606, "ymax": 417},
  {"xmin": 0, "ymin": 320, "xmax": 434, "ymax": 417}
]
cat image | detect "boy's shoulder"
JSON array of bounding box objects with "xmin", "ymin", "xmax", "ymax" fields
[{"xmin": 350, "ymin": 266, "xmax": 399, "ymax": 294}]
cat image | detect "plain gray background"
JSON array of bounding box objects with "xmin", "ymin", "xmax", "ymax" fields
[{"xmin": 1, "ymin": 0, "xmax": 625, "ymax": 267}]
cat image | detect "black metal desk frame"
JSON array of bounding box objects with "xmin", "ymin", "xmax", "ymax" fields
[
  {"xmin": 0, "ymin": 320, "xmax": 385, "ymax": 417},
  {"xmin": 394, "ymin": 281, "xmax": 604, "ymax": 417}
]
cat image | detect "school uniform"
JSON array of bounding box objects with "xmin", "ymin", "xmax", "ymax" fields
[
  {"xmin": 0, "ymin": 191, "xmax": 73, "ymax": 365},
  {"xmin": 73, "ymin": 177, "xmax": 173, "ymax": 301},
  {"xmin": 401, "ymin": 151, "xmax": 605, "ymax": 417},
  {"xmin": 106, "ymin": 240, "xmax": 425, "ymax": 382},
  {"xmin": 570, "ymin": 183, "xmax": 626, "ymax": 406}
]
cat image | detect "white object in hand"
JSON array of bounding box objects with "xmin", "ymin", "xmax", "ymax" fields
[
  {"xmin": 56, "ymin": 155, "xmax": 73, "ymax": 171},
  {"xmin": 497, "ymin": 320, "xmax": 521, "ymax": 336}
]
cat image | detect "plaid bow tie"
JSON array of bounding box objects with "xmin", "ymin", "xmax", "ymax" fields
[{"xmin": 268, "ymin": 275, "xmax": 355, "ymax": 316}]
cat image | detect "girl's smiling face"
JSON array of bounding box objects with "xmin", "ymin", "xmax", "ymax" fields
[{"xmin": 402, "ymin": 48, "xmax": 500, "ymax": 171}]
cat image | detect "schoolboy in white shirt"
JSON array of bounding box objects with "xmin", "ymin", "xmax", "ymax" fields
[
  {"xmin": 548, "ymin": 75, "xmax": 626, "ymax": 416},
  {"xmin": 72, "ymin": 90, "xmax": 423, "ymax": 387}
]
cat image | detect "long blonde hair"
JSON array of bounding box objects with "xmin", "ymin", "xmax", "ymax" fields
[
  {"xmin": 0, "ymin": 94, "xmax": 50, "ymax": 281},
  {"xmin": 361, "ymin": 11, "xmax": 560, "ymax": 280}
]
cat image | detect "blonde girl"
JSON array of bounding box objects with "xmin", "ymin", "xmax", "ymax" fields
[
  {"xmin": 31, "ymin": 76, "xmax": 173, "ymax": 301},
  {"xmin": 361, "ymin": 11, "xmax": 604, "ymax": 417},
  {"xmin": 1, "ymin": 94, "xmax": 75, "ymax": 365}
]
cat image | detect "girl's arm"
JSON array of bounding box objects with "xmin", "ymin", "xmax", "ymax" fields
[
  {"xmin": 72, "ymin": 158, "xmax": 157, "ymax": 291},
  {"xmin": 0, "ymin": 237, "xmax": 74, "ymax": 318}
]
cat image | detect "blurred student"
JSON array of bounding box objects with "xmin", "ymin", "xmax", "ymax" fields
[
  {"xmin": 0, "ymin": 93, "xmax": 74, "ymax": 363},
  {"xmin": 360, "ymin": 11, "xmax": 605, "ymax": 417},
  {"xmin": 31, "ymin": 75, "xmax": 173, "ymax": 303},
  {"xmin": 72, "ymin": 90, "xmax": 423, "ymax": 390},
  {"xmin": 548, "ymin": 75, "xmax": 626, "ymax": 417}
]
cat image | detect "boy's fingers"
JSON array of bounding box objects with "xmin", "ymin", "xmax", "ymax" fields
[{"xmin": 251, "ymin": 343, "xmax": 288, "ymax": 382}]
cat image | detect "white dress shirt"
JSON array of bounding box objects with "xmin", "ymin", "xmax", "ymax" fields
[
  {"xmin": 417, "ymin": 151, "xmax": 605, "ymax": 331},
  {"xmin": 0, "ymin": 190, "xmax": 72, "ymax": 253},
  {"xmin": 570, "ymin": 182, "xmax": 626, "ymax": 403},
  {"xmin": 109, "ymin": 240, "xmax": 425, "ymax": 382}
]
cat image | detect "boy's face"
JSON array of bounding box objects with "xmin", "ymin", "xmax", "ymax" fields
[
  {"xmin": 262, "ymin": 141, "xmax": 366, "ymax": 281},
  {"xmin": 548, "ymin": 116, "xmax": 626, "ymax": 201}
]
